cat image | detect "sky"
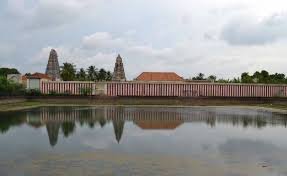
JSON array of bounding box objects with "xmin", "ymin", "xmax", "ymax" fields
[{"xmin": 1, "ymin": 0, "xmax": 287, "ymax": 80}]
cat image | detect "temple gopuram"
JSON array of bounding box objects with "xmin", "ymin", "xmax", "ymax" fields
[
  {"xmin": 112, "ymin": 54, "xmax": 126, "ymax": 82},
  {"xmin": 45, "ymin": 49, "xmax": 61, "ymax": 81}
]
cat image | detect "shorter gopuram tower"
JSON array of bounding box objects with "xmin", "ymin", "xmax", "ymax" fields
[
  {"xmin": 112, "ymin": 54, "xmax": 126, "ymax": 81},
  {"xmin": 46, "ymin": 49, "xmax": 61, "ymax": 81}
]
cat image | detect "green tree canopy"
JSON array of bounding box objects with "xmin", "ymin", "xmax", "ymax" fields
[
  {"xmin": 98, "ymin": 68, "xmax": 107, "ymax": 81},
  {"xmin": 192, "ymin": 73, "xmax": 205, "ymax": 80},
  {"xmin": 241, "ymin": 72, "xmax": 253, "ymax": 83},
  {"xmin": 207, "ymin": 75, "xmax": 217, "ymax": 82},
  {"xmin": 0, "ymin": 68, "xmax": 20, "ymax": 77},
  {"xmin": 60, "ymin": 63, "xmax": 76, "ymax": 81},
  {"xmin": 76, "ymin": 68, "xmax": 87, "ymax": 81},
  {"xmin": 106, "ymin": 71, "xmax": 113, "ymax": 81},
  {"xmin": 0, "ymin": 76, "xmax": 24, "ymax": 96},
  {"xmin": 87, "ymin": 66, "xmax": 98, "ymax": 81},
  {"xmin": 194, "ymin": 70, "xmax": 287, "ymax": 84}
]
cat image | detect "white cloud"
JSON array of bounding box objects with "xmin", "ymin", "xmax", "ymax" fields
[
  {"xmin": 82, "ymin": 32, "xmax": 128, "ymax": 50},
  {"xmin": 4, "ymin": 0, "xmax": 88, "ymax": 30},
  {"xmin": 221, "ymin": 13, "xmax": 287, "ymax": 45}
]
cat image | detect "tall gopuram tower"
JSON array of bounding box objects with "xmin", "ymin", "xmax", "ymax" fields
[
  {"xmin": 45, "ymin": 49, "xmax": 61, "ymax": 81},
  {"xmin": 112, "ymin": 54, "xmax": 126, "ymax": 81}
]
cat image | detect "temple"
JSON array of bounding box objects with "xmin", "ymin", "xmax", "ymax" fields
[
  {"xmin": 45, "ymin": 49, "xmax": 61, "ymax": 81},
  {"xmin": 112, "ymin": 54, "xmax": 126, "ymax": 81}
]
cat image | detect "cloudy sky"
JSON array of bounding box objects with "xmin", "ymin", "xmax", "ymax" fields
[{"xmin": 1, "ymin": 0, "xmax": 287, "ymax": 79}]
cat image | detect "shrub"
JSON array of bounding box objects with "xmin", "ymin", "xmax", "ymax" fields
[
  {"xmin": 80, "ymin": 87, "xmax": 92, "ymax": 96},
  {"xmin": 0, "ymin": 76, "xmax": 25, "ymax": 96},
  {"xmin": 63, "ymin": 90, "xmax": 71, "ymax": 96},
  {"xmin": 48, "ymin": 90, "xmax": 57, "ymax": 96},
  {"xmin": 46, "ymin": 90, "xmax": 73, "ymax": 96},
  {"xmin": 25, "ymin": 89, "xmax": 41, "ymax": 96}
]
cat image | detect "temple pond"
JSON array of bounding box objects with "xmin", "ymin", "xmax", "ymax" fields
[{"xmin": 1, "ymin": 106, "xmax": 287, "ymax": 176}]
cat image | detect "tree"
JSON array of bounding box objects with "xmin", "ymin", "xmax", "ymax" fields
[
  {"xmin": 0, "ymin": 68, "xmax": 20, "ymax": 77},
  {"xmin": 187, "ymin": 70, "xmax": 287, "ymax": 84},
  {"xmin": 76, "ymin": 68, "xmax": 86, "ymax": 81},
  {"xmin": 106, "ymin": 71, "xmax": 113, "ymax": 81},
  {"xmin": 60, "ymin": 63, "xmax": 76, "ymax": 81},
  {"xmin": 241, "ymin": 72, "xmax": 253, "ymax": 83},
  {"xmin": 192, "ymin": 73, "xmax": 205, "ymax": 80},
  {"xmin": 230, "ymin": 77, "xmax": 241, "ymax": 83},
  {"xmin": 97, "ymin": 68, "xmax": 107, "ymax": 81},
  {"xmin": 87, "ymin": 66, "xmax": 98, "ymax": 81},
  {"xmin": 252, "ymin": 71, "xmax": 261, "ymax": 83},
  {"xmin": 270, "ymin": 73, "xmax": 285, "ymax": 84},
  {"xmin": 207, "ymin": 75, "xmax": 217, "ymax": 82},
  {"xmin": 217, "ymin": 79, "xmax": 230, "ymax": 83},
  {"xmin": 260, "ymin": 70, "xmax": 270, "ymax": 83},
  {"xmin": 0, "ymin": 76, "xmax": 24, "ymax": 96}
]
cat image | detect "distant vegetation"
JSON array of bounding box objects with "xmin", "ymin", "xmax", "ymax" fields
[
  {"xmin": 0, "ymin": 68, "xmax": 25, "ymax": 96},
  {"xmin": 0, "ymin": 68, "xmax": 20, "ymax": 77},
  {"xmin": 0, "ymin": 76, "xmax": 25, "ymax": 96},
  {"xmin": 192, "ymin": 70, "xmax": 287, "ymax": 84},
  {"xmin": 60, "ymin": 63, "xmax": 112, "ymax": 81}
]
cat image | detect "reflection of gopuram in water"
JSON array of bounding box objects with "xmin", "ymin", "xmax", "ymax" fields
[
  {"xmin": 113, "ymin": 120, "xmax": 125, "ymax": 143},
  {"xmin": 16, "ymin": 106, "xmax": 287, "ymax": 147},
  {"xmin": 110, "ymin": 107, "xmax": 125, "ymax": 143},
  {"xmin": 46, "ymin": 122, "xmax": 61, "ymax": 147}
]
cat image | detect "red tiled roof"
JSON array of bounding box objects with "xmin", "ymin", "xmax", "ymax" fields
[
  {"xmin": 22, "ymin": 75, "xmax": 27, "ymax": 81},
  {"xmin": 27, "ymin": 73, "xmax": 52, "ymax": 80},
  {"xmin": 135, "ymin": 72, "xmax": 183, "ymax": 81}
]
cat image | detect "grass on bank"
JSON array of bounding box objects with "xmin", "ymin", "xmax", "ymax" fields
[{"xmin": 0, "ymin": 101, "xmax": 42, "ymax": 112}]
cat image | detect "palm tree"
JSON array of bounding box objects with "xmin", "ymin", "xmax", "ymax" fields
[
  {"xmin": 98, "ymin": 68, "xmax": 107, "ymax": 81},
  {"xmin": 76, "ymin": 68, "xmax": 87, "ymax": 81},
  {"xmin": 60, "ymin": 62, "xmax": 76, "ymax": 81},
  {"xmin": 87, "ymin": 66, "xmax": 98, "ymax": 81},
  {"xmin": 106, "ymin": 71, "xmax": 112, "ymax": 81},
  {"xmin": 192, "ymin": 73, "xmax": 205, "ymax": 80}
]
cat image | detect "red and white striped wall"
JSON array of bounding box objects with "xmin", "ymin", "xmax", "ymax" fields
[
  {"xmin": 41, "ymin": 81, "xmax": 96, "ymax": 95},
  {"xmin": 40, "ymin": 81, "xmax": 287, "ymax": 97},
  {"xmin": 106, "ymin": 82, "xmax": 287, "ymax": 97}
]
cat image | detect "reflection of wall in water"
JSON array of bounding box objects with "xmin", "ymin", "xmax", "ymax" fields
[
  {"xmin": 22, "ymin": 107, "xmax": 287, "ymax": 146},
  {"xmin": 26, "ymin": 107, "xmax": 107, "ymax": 124},
  {"xmin": 26, "ymin": 107, "xmax": 287, "ymax": 129},
  {"xmin": 105, "ymin": 107, "xmax": 287, "ymax": 128}
]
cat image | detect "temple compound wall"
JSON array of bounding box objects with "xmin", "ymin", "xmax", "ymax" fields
[{"xmin": 40, "ymin": 81, "xmax": 287, "ymax": 98}]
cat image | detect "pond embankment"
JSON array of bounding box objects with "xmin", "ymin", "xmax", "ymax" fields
[
  {"xmin": 0, "ymin": 97, "xmax": 26, "ymax": 105},
  {"xmin": 1, "ymin": 96, "xmax": 287, "ymax": 112}
]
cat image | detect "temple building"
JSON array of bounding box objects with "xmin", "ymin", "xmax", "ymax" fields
[
  {"xmin": 112, "ymin": 54, "xmax": 126, "ymax": 81},
  {"xmin": 25, "ymin": 73, "xmax": 52, "ymax": 90},
  {"xmin": 46, "ymin": 49, "xmax": 61, "ymax": 81}
]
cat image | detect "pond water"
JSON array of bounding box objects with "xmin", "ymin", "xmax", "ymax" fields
[{"xmin": 0, "ymin": 106, "xmax": 287, "ymax": 176}]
